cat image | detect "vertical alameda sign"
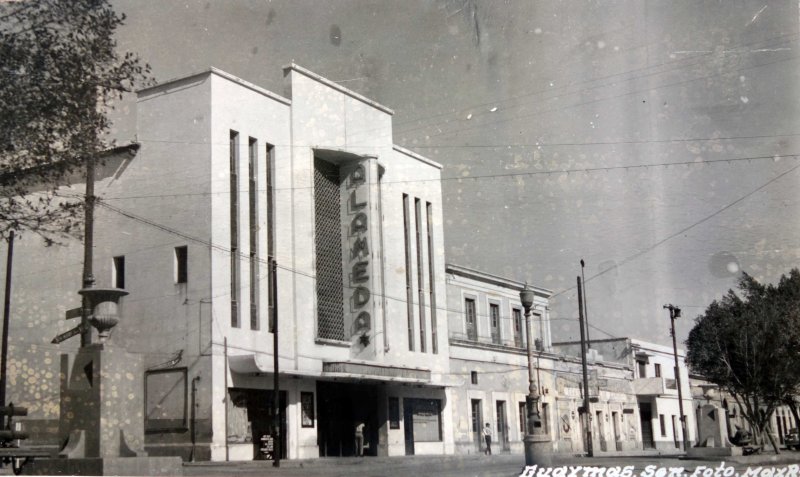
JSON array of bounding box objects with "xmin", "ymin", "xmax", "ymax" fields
[{"xmin": 342, "ymin": 157, "xmax": 378, "ymax": 359}]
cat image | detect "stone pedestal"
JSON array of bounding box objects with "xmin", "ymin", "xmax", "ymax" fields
[
  {"xmin": 524, "ymin": 433, "xmax": 552, "ymax": 467},
  {"xmin": 685, "ymin": 404, "xmax": 743, "ymax": 459},
  {"xmin": 58, "ymin": 344, "xmax": 145, "ymax": 459},
  {"xmin": 23, "ymin": 344, "xmax": 182, "ymax": 475}
]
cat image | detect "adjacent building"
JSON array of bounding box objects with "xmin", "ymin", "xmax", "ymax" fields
[{"xmin": 554, "ymin": 338, "xmax": 697, "ymax": 451}]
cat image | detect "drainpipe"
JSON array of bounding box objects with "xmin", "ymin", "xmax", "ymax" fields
[
  {"xmin": 190, "ymin": 376, "xmax": 200, "ymax": 462},
  {"xmin": 224, "ymin": 338, "xmax": 229, "ymax": 461}
]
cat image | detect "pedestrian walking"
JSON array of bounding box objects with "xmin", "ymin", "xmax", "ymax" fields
[{"xmin": 483, "ymin": 422, "xmax": 493, "ymax": 455}]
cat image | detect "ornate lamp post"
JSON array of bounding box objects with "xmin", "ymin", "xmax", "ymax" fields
[{"xmin": 520, "ymin": 284, "xmax": 551, "ymax": 466}]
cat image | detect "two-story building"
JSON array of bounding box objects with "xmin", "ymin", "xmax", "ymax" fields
[
  {"xmin": 554, "ymin": 338, "xmax": 696, "ymax": 451},
  {"xmin": 446, "ymin": 265, "xmax": 642, "ymax": 455}
]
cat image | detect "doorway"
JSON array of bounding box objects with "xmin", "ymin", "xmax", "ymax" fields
[
  {"xmin": 471, "ymin": 399, "xmax": 483, "ymax": 453},
  {"xmin": 226, "ymin": 388, "xmax": 287, "ymax": 460},
  {"xmin": 639, "ymin": 402, "xmax": 655, "ymax": 449},
  {"xmin": 317, "ymin": 382, "xmax": 379, "ymax": 457},
  {"xmin": 496, "ymin": 401, "xmax": 509, "ymax": 451}
]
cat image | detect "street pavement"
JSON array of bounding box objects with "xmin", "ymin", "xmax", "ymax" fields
[{"xmin": 182, "ymin": 451, "xmax": 800, "ymax": 477}]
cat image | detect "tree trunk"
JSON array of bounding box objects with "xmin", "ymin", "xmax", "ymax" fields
[{"xmin": 764, "ymin": 425, "xmax": 780, "ymax": 454}]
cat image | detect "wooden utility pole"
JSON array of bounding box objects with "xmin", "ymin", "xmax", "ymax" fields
[
  {"xmin": 81, "ymin": 156, "xmax": 96, "ymax": 347},
  {"xmin": 577, "ymin": 276, "xmax": 593, "ymax": 457},
  {"xmin": 0, "ymin": 231, "xmax": 15, "ymax": 406},
  {"xmin": 272, "ymin": 258, "xmax": 280, "ymax": 467}
]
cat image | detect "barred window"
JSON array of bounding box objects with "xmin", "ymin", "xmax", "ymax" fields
[{"xmin": 314, "ymin": 158, "xmax": 344, "ymax": 340}]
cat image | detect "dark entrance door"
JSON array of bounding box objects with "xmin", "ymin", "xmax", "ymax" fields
[
  {"xmin": 226, "ymin": 388, "xmax": 287, "ymax": 460},
  {"xmin": 639, "ymin": 402, "xmax": 655, "ymax": 449},
  {"xmin": 317, "ymin": 381, "xmax": 379, "ymax": 457},
  {"xmin": 403, "ymin": 400, "xmax": 414, "ymax": 455},
  {"xmin": 252, "ymin": 390, "xmax": 287, "ymax": 460},
  {"xmin": 471, "ymin": 399, "xmax": 482, "ymax": 453},
  {"xmin": 496, "ymin": 401, "xmax": 508, "ymax": 451}
]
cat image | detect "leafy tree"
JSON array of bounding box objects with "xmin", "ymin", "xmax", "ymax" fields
[
  {"xmin": 686, "ymin": 270, "xmax": 800, "ymax": 453},
  {"xmin": 0, "ymin": 0, "xmax": 150, "ymax": 243}
]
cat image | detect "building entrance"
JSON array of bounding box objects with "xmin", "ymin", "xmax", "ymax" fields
[
  {"xmin": 226, "ymin": 388, "xmax": 287, "ymax": 460},
  {"xmin": 317, "ymin": 381, "xmax": 379, "ymax": 457},
  {"xmin": 639, "ymin": 402, "xmax": 655, "ymax": 449}
]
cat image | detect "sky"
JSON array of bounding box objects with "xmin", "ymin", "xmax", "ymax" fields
[{"xmin": 107, "ymin": 0, "xmax": 800, "ymax": 347}]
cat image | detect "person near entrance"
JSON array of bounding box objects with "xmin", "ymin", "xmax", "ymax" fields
[
  {"xmin": 483, "ymin": 422, "xmax": 493, "ymax": 455},
  {"xmin": 355, "ymin": 421, "xmax": 365, "ymax": 457}
]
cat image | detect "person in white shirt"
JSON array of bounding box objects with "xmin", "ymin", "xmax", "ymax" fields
[
  {"xmin": 483, "ymin": 422, "xmax": 493, "ymax": 455},
  {"xmin": 355, "ymin": 421, "xmax": 365, "ymax": 457}
]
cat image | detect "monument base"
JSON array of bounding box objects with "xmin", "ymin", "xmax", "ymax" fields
[
  {"xmin": 22, "ymin": 456, "xmax": 183, "ymax": 476},
  {"xmin": 524, "ymin": 433, "xmax": 553, "ymax": 467},
  {"xmin": 686, "ymin": 446, "xmax": 743, "ymax": 458}
]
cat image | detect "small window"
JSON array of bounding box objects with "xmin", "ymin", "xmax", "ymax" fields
[
  {"xmin": 389, "ymin": 397, "xmax": 400, "ymax": 429},
  {"xmin": 470, "ymin": 371, "xmax": 478, "ymax": 385},
  {"xmin": 112, "ymin": 256, "xmax": 125, "ymax": 289},
  {"xmin": 659, "ymin": 414, "xmax": 666, "ymax": 436},
  {"xmin": 175, "ymin": 246, "xmax": 188, "ymax": 284},
  {"xmin": 519, "ymin": 402, "xmax": 527, "ymax": 436},
  {"xmin": 654, "ymin": 363, "xmax": 662, "ymax": 378}
]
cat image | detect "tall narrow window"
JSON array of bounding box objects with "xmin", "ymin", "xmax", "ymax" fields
[
  {"xmin": 519, "ymin": 402, "xmax": 527, "ymax": 437},
  {"xmin": 414, "ymin": 198, "xmax": 426, "ymax": 353},
  {"xmin": 659, "ymin": 414, "xmax": 666, "ymax": 436},
  {"xmin": 465, "ymin": 297, "xmax": 477, "ymax": 341},
  {"xmin": 426, "ymin": 202, "xmax": 438, "ymax": 354},
  {"xmin": 174, "ymin": 246, "xmax": 188, "ymax": 284},
  {"xmin": 314, "ymin": 158, "xmax": 344, "ymax": 340},
  {"xmin": 654, "ymin": 363, "xmax": 662, "ymax": 378},
  {"xmin": 266, "ymin": 144, "xmax": 275, "ymax": 332},
  {"xmin": 490, "ymin": 302, "xmax": 501, "ymax": 344},
  {"xmin": 402, "ymin": 194, "xmax": 414, "ymax": 351},
  {"xmin": 112, "ymin": 256, "xmax": 125, "ymax": 289},
  {"xmin": 248, "ymin": 138, "xmax": 259, "ymax": 330},
  {"xmin": 513, "ymin": 308, "xmax": 523, "ymax": 347},
  {"xmin": 230, "ymin": 131, "xmax": 240, "ymax": 328}
]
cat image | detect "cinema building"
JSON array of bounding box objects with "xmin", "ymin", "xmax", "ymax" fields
[{"xmin": 2, "ymin": 65, "xmax": 461, "ymax": 461}]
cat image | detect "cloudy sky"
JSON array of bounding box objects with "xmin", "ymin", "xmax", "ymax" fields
[{"xmin": 109, "ymin": 0, "xmax": 800, "ymax": 347}]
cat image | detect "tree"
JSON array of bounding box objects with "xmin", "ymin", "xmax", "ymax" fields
[
  {"xmin": 0, "ymin": 0, "xmax": 150, "ymax": 243},
  {"xmin": 686, "ymin": 270, "xmax": 800, "ymax": 453}
]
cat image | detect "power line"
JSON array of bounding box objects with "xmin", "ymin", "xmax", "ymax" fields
[
  {"xmin": 132, "ymin": 131, "xmax": 800, "ymax": 149},
  {"xmin": 550, "ymin": 162, "xmax": 800, "ymax": 299},
  {"xmin": 94, "ymin": 152, "xmax": 800, "ymax": 201}
]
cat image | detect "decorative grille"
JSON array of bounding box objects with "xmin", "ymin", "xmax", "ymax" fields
[{"xmin": 314, "ymin": 158, "xmax": 345, "ymax": 340}]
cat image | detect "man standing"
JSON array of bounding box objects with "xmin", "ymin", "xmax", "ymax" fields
[
  {"xmin": 355, "ymin": 421, "xmax": 365, "ymax": 457},
  {"xmin": 483, "ymin": 422, "xmax": 493, "ymax": 455}
]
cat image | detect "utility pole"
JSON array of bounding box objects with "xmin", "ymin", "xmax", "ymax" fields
[
  {"xmin": 272, "ymin": 258, "xmax": 280, "ymax": 467},
  {"xmin": 580, "ymin": 259, "xmax": 590, "ymax": 348},
  {"xmin": 577, "ymin": 276, "xmax": 593, "ymax": 457},
  {"xmin": 0, "ymin": 231, "xmax": 15, "ymax": 406},
  {"xmin": 664, "ymin": 304, "xmax": 689, "ymax": 452},
  {"xmin": 81, "ymin": 156, "xmax": 96, "ymax": 347}
]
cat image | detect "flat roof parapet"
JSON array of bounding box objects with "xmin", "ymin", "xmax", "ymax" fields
[{"xmin": 283, "ymin": 63, "xmax": 394, "ymax": 115}]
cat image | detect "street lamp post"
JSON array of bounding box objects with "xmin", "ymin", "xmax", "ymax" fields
[
  {"xmin": 664, "ymin": 304, "xmax": 690, "ymax": 452},
  {"xmin": 520, "ymin": 284, "xmax": 551, "ymax": 466}
]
